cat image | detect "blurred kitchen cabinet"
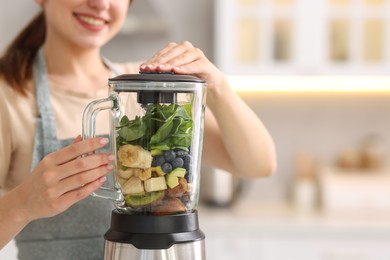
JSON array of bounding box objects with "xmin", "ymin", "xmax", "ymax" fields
[{"xmin": 214, "ymin": 0, "xmax": 390, "ymax": 75}]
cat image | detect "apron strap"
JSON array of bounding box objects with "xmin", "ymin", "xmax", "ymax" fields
[
  {"xmin": 31, "ymin": 48, "xmax": 123, "ymax": 168},
  {"xmin": 33, "ymin": 48, "xmax": 57, "ymax": 141}
]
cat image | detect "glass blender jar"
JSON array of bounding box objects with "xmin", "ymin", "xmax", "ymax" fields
[{"xmin": 82, "ymin": 73, "xmax": 206, "ymax": 260}]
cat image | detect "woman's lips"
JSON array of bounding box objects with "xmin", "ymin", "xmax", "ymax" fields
[{"xmin": 74, "ymin": 13, "xmax": 108, "ymax": 31}]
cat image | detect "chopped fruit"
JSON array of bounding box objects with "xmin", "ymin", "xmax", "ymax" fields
[
  {"xmin": 151, "ymin": 166, "xmax": 166, "ymax": 176},
  {"xmin": 121, "ymin": 177, "xmax": 144, "ymax": 194},
  {"xmin": 116, "ymin": 176, "xmax": 128, "ymax": 187},
  {"xmin": 117, "ymin": 167, "xmax": 136, "ymax": 179},
  {"xmin": 167, "ymin": 178, "xmax": 188, "ymax": 197},
  {"xmin": 166, "ymin": 174, "xmax": 179, "ymax": 189},
  {"xmin": 144, "ymin": 176, "xmax": 168, "ymax": 192},
  {"xmin": 170, "ymin": 167, "xmax": 186, "ymax": 178},
  {"xmin": 136, "ymin": 168, "xmax": 152, "ymax": 181},
  {"xmin": 151, "ymin": 149, "xmax": 163, "ymax": 156},
  {"xmin": 118, "ymin": 144, "xmax": 152, "ymax": 168},
  {"xmin": 125, "ymin": 191, "xmax": 165, "ymax": 207},
  {"xmin": 151, "ymin": 197, "xmax": 186, "ymax": 216}
]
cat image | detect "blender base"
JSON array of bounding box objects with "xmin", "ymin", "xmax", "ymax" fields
[
  {"xmin": 103, "ymin": 210, "xmax": 206, "ymax": 260},
  {"xmin": 104, "ymin": 240, "xmax": 205, "ymax": 260}
]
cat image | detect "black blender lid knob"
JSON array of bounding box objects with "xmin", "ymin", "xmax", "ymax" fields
[{"xmin": 138, "ymin": 91, "xmax": 177, "ymax": 104}]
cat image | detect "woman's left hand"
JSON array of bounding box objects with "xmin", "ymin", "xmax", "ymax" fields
[{"xmin": 139, "ymin": 41, "xmax": 226, "ymax": 90}]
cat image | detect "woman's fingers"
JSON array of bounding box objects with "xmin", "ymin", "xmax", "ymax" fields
[
  {"xmin": 146, "ymin": 42, "xmax": 178, "ymax": 64},
  {"xmin": 72, "ymin": 135, "xmax": 82, "ymax": 144},
  {"xmin": 43, "ymin": 137, "xmax": 109, "ymax": 166},
  {"xmin": 31, "ymin": 152, "xmax": 113, "ymax": 213},
  {"xmin": 55, "ymin": 163, "xmax": 112, "ymax": 197},
  {"xmin": 140, "ymin": 41, "xmax": 202, "ymax": 72},
  {"xmin": 152, "ymin": 42, "xmax": 193, "ymax": 64},
  {"xmin": 23, "ymin": 137, "xmax": 115, "ymax": 219},
  {"xmin": 55, "ymin": 153, "xmax": 114, "ymax": 181},
  {"xmin": 55, "ymin": 175, "xmax": 108, "ymax": 212}
]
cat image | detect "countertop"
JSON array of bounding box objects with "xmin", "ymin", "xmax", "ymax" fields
[
  {"xmin": 3, "ymin": 201, "xmax": 390, "ymax": 260},
  {"xmin": 198, "ymin": 201, "xmax": 390, "ymax": 235}
]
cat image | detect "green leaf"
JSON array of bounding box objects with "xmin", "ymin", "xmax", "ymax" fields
[
  {"xmin": 120, "ymin": 115, "xmax": 130, "ymax": 126},
  {"xmin": 118, "ymin": 116, "xmax": 146, "ymax": 142},
  {"xmin": 117, "ymin": 103, "xmax": 193, "ymax": 151},
  {"xmin": 149, "ymin": 113, "xmax": 175, "ymax": 144}
]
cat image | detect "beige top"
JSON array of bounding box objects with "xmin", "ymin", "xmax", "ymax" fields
[{"xmin": 0, "ymin": 62, "xmax": 139, "ymax": 192}]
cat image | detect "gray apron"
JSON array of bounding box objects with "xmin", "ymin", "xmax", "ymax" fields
[{"xmin": 15, "ymin": 49, "xmax": 122, "ymax": 260}]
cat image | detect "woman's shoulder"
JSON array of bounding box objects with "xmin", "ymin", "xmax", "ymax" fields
[
  {"xmin": 0, "ymin": 79, "xmax": 14, "ymax": 122},
  {"xmin": 0, "ymin": 77, "xmax": 34, "ymax": 100},
  {"xmin": 0, "ymin": 78, "xmax": 36, "ymax": 119},
  {"xmin": 0, "ymin": 78, "xmax": 14, "ymax": 99}
]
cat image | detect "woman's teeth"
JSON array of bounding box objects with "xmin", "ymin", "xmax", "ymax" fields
[{"xmin": 78, "ymin": 15, "xmax": 105, "ymax": 26}]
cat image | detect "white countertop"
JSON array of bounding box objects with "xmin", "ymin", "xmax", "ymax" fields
[
  {"xmin": 3, "ymin": 201, "xmax": 390, "ymax": 260},
  {"xmin": 198, "ymin": 201, "xmax": 390, "ymax": 259},
  {"xmin": 198, "ymin": 201, "xmax": 390, "ymax": 235}
]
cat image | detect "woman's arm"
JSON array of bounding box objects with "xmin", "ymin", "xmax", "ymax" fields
[
  {"xmin": 0, "ymin": 137, "xmax": 113, "ymax": 248},
  {"xmin": 139, "ymin": 41, "xmax": 276, "ymax": 178}
]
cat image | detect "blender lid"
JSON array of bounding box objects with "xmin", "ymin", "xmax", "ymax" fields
[{"xmin": 109, "ymin": 72, "xmax": 205, "ymax": 83}]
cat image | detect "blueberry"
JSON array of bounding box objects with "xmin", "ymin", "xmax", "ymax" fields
[
  {"xmin": 171, "ymin": 157, "xmax": 184, "ymax": 169},
  {"xmin": 183, "ymin": 154, "xmax": 191, "ymax": 167},
  {"xmin": 185, "ymin": 173, "xmax": 194, "ymax": 183},
  {"xmin": 184, "ymin": 164, "xmax": 190, "ymax": 174},
  {"xmin": 162, "ymin": 162, "xmax": 173, "ymax": 173},
  {"xmin": 164, "ymin": 150, "xmax": 176, "ymax": 162},
  {"xmin": 152, "ymin": 155, "xmax": 165, "ymax": 166},
  {"xmin": 175, "ymin": 149, "xmax": 188, "ymax": 158}
]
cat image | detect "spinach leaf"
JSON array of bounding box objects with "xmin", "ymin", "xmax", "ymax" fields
[
  {"xmin": 117, "ymin": 116, "xmax": 146, "ymax": 142},
  {"xmin": 117, "ymin": 103, "xmax": 193, "ymax": 151}
]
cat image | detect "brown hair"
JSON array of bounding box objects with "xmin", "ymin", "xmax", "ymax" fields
[{"xmin": 0, "ymin": 11, "xmax": 46, "ymax": 96}]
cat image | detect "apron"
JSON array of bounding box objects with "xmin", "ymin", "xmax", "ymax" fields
[{"xmin": 15, "ymin": 49, "xmax": 123, "ymax": 260}]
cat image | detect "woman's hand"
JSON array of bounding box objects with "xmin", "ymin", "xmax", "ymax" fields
[
  {"xmin": 139, "ymin": 41, "xmax": 227, "ymax": 91},
  {"xmin": 140, "ymin": 41, "xmax": 276, "ymax": 178},
  {"xmin": 16, "ymin": 136, "xmax": 114, "ymax": 221}
]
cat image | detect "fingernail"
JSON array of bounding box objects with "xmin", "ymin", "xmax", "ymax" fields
[
  {"xmin": 140, "ymin": 64, "xmax": 146, "ymax": 69},
  {"xmin": 173, "ymin": 67, "xmax": 181, "ymax": 71},
  {"xmin": 108, "ymin": 155, "xmax": 115, "ymax": 161},
  {"xmin": 100, "ymin": 138, "xmax": 109, "ymax": 145},
  {"xmin": 106, "ymin": 164, "xmax": 114, "ymax": 170},
  {"xmin": 99, "ymin": 176, "xmax": 107, "ymax": 183},
  {"xmin": 158, "ymin": 64, "xmax": 165, "ymax": 69}
]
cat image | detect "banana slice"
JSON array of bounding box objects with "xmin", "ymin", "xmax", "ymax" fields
[
  {"xmin": 118, "ymin": 144, "xmax": 152, "ymax": 168},
  {"xmin": 121, "ymin": 177, "xmax": 145, "ymax": 194}
]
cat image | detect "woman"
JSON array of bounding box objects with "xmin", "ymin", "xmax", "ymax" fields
[{"xmin": 0, "ymin": 0, "xmax": 276, "ymax": 259}]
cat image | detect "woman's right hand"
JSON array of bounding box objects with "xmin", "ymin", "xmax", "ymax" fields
[{"xmin": 16, "ymin": 136, "xmax": 114, "ymax": 221}]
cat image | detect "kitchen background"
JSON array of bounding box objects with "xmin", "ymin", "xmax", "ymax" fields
[{"xmin": 2, "ymin": 0, "xmax": 390, "ymax": 259}]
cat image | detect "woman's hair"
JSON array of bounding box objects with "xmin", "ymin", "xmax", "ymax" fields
[{"xmin": 0, "ymin": 11, "xmax": 46, "ymax": 96}]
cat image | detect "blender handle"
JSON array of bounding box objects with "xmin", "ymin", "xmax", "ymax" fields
[{"xmin": 82, "ymin": 95, "xmax": 123, "ymax": 203}]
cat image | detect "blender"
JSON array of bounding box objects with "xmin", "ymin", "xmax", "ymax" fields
[{"xmin": 82, "ymin": 72, "xmax": 207, "ymax": 260}]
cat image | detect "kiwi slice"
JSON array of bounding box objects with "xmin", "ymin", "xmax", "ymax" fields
[{"xmin": 125, "ymin": 191, "xmax": 164, "ymax": 207}]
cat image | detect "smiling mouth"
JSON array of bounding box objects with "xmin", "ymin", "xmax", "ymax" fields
[{"xmin": 75, "ymin": 14, "xmax": 107, "ymax": 27}]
